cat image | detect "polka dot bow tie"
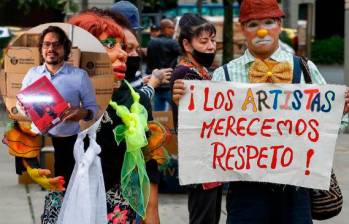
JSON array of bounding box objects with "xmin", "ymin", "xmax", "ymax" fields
[{"xmin": 248, "ymin": 58, "xmax": 293, "ymax": 83}]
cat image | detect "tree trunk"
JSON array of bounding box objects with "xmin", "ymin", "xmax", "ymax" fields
[
  {"xmin": 81, "ymin": 0, "xmax": 88, "ymax": 11},
  {"xmin": 197, "ymin": 0, "xmax": 203, "ymax": 15},
  {"xmin": 223, "ymin": 0, "xmax": 234, "ymax": 64}
]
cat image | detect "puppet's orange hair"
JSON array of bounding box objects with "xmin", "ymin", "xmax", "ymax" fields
[{"xmin": 68, "ymin": 10, "xmax": 125, "ymax": 43}]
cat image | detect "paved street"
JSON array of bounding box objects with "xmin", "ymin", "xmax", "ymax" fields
[
  {"xmin": 318, "ymin": 65, "xmax": 344, "ymax": 85},
  {"xmin": 0, "ymin": 65, "xmax": 348, "ymax": 224}
]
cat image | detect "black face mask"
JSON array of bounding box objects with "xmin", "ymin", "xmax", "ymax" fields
[
  {"xmin": 125, "ymin": 56, "xmax": 141, "ymax": 82},
  {"xmin": 192, "ymin": 49, "xmax": 215, "ymax": 68}
]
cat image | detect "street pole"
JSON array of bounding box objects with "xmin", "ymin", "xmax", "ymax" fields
[
  {"xmin": 345, "ymin": 0, "xmax": 349, "ymax": 87},
  {"xmin": 282, "ymin": 0, "xmax": 291, "ymax": 28},
  {"xmin": 306, "ymin": 3, "xmax": 314, "ymax": 58},
  {"xmin": 197, "ymin": 0, "xmax": 203, "ymax": 16},
  {"xmin": 223, "ymin": 0, "xmax": 233, "ymax": 64},
  {"xmin": 81, "ymin": 0, "xmax": 88, "ymax": 11}
]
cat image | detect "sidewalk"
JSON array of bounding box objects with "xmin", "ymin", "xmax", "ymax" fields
[{"xmin": 0, "ymin": 106, "xmax": 347, "ymax": 224}]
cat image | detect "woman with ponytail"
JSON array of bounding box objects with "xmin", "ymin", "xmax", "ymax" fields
[{"xmin": 170, "ymin": 13, "xmax": 223, "ymax": 224}]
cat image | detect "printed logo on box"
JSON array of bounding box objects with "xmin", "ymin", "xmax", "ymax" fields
[
  {"xmin": 10, "ymin": 58, "xmax": 18, "ymax": 65},
  {"xmin": 86, "ymin": 61, "xmax": 95, "ymax": 70},
  {"xmin": 11, "ymin": 106, "xmax": 19, "ymax": 114}
]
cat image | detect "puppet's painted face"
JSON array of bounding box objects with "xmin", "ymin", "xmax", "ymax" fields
[
  {"xmin": 99, "ymin": 32, "xmax": 127, "ymax": 81},
  {"xmin": 242, "ymin": 18, "xmax": 281, "ymax": 58}
]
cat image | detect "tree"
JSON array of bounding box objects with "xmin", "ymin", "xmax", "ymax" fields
[
  {"xmin": 223, "ymin": 0, "xmax": 234, "ymax": 64},
  {"xmin": 197, "ymin": 0, "xmax": 203, "ymax": 15},
  {"xmin": 17, "ymin": 0, "xmax": 78, "ymax": 14},
  {"xmin": 127, "ymin": 0, "xmax": 178, "ymax": 13}
]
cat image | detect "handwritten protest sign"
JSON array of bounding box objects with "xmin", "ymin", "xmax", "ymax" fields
[{"xmin": 178, "ymin": 80, "xmax": 346, "ymax": 190}]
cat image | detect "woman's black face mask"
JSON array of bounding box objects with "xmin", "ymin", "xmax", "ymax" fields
[
  {"xmin": 125, "ymin": 56, "xmax": 141, "ymax": 82},
  {"xmin": 192, "ymin": 49, "xmax": 215, "ymax": 68}
]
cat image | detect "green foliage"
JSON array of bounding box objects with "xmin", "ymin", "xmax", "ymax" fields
[
  {"xmin": 127, "ymin": 0, "xmax": 177, "ymax": 12},
  {"xmin": 17, "ymin": 0, "xmax": 78, "ymax": 14},
  {"xmin": 311, "ymin": 36, "xmax": 344, "ymax": 65},
  {"xmin": 279, "ymin": 30, "xmax": 293, "ymax": 48}
]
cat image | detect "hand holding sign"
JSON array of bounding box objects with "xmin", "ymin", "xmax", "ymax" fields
[{"xmin": 172, "ymin": 79, "xmax": 186, "ymax": 106}]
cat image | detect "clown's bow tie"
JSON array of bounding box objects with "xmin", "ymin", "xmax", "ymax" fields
[{"xmin": 248, "ymin": 59, "xmax": 292, "ymax": 83}]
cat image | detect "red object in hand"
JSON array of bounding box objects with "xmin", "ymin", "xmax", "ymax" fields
[
  {"xmin": 202, "ymin": 182, "xmax": 222, "ymax": 190},
  {"xmin": 16, "ymin": 76, "xmax": 70, "ymax": 134}
]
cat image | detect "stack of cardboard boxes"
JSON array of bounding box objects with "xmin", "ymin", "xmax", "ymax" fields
[
  {"xmin": 1, "ymin": 33, "xmax": 114, "ymax": 183},
  {"xmin": 2, "ymin": 34, "xmax": 41, "ymax": 121}
]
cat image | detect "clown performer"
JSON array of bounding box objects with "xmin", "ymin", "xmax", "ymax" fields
[
  {"xmin": 172, "ymin": 0, "xmax": 349, "ymax": 223},
  {"xmin": 68, "ymin": 8, "xmax": 170, "ymax": 224}
]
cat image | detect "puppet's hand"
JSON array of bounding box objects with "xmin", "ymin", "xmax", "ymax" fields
[{"xmin": 26, "ymin": 164, "xmax": 65, "ymax": 191}]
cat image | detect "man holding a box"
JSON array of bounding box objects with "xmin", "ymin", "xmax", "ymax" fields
[{"xmin": 16, "ymin": 25, "xmax": 98, "ymax": 190}]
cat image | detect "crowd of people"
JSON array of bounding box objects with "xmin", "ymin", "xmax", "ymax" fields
[{"xmin": 2, "ymin": 0, "xmax": 349, "ymax": 224}]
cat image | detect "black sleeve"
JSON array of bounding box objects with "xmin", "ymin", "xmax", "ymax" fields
[
  {"xmin": 138, "ymin": 90, "xmax": 153, "ymax": 121},
  {"xmin": 146, "ymin": 41, "xmax": 155, "ymax": 74},
  {"xmin": 15, "ymin": 157, "xmax": 40, "ymax": 174},
  {"xmin": 170, "ymin": 65, "xmax": 197, "ymax": 132},
  {"xmin": 146, "ymin": 159, "xmax": 160, "ymax": 184},
  {"xmin": 138, "ymin": 89, "xmax": 160, "ymax": 183},
  {"xmin": 172, "ymin": 40, "xmax": 181, "ymax": 56}
]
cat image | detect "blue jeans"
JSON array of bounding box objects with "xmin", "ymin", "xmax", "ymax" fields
[
  {"xmin": 153, "ymin": 89, "xmax": 172, "ymax": 111},
  {"xmin": 226, "ymin": 182, "xmax": 312, "ymax": 224}
]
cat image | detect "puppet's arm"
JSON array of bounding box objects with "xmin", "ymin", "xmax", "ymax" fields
[
  {"xmin": 22, "ymin": 159, "xmax": 65, "ymax": 191},
  {"xmin": 3, "ymin": 121, "xmax": 65, "ymax": 191}
]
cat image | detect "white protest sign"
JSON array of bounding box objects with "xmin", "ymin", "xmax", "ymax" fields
[{"xmin": 178, "ymin": 80, "xmax": 346, "ymax": 190}]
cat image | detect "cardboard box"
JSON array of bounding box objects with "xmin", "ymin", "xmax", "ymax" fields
[
  {"xmin": 4, "ymin": 96, "xmax": 31, "ymax": 121},
  {"xmin": 67, "ymin": 47, "xmax": 81, "ymax": 67},
  {"xmin": 4, "ymin": 47, "xmax": 40, "ymax": 74},
  {"xmin": 153, "ymin": 111, "xmax": 174, "ymax": 129},
  {"xmin": 79, "ymin": 74, "xmax": 114, "ymax": 131},
  {"xmin": 0, "ymin": 69, "xmax": 6, "ymax": 96},
  {"xmin": 158, "ymin": 157, "xmax": 185, "ymax": 193},
  {"xmin": 80, "ymin": 52, "xmax": 112, "ymax": 77},
  {"xmin": 5, "ymin": 73, "xmax": 25, "ymax": 97},
  {"xmin": 92, "ymin": 74, "xmax": 113, "ymax": 111},
  {"xmin": 152, "ymin": 111, "xmax": 178, "ymax": 156},
  {"xmin": 13, "ymin": 33, "xmax": 41, "ymax": 47}
]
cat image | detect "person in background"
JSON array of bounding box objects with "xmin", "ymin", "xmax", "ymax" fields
[
  {"xmin": 150, "ymin": 25, "xmax": 161, "ymax": 39},
  {"xmin": 147, "ymin": 18, "xmax": 181, "ymax": 111},
  {"xmin": 170, "ymin": 13, "xmax": 223, "ymax": 224},
  {"xmin": 109, "ymin": 4, "xmax": 172, "ymax": 100}
]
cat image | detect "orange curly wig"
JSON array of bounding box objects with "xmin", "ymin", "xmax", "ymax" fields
[{"xmin": 68, "ymin": 9, "xmax": 125, "ymax": 43}]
